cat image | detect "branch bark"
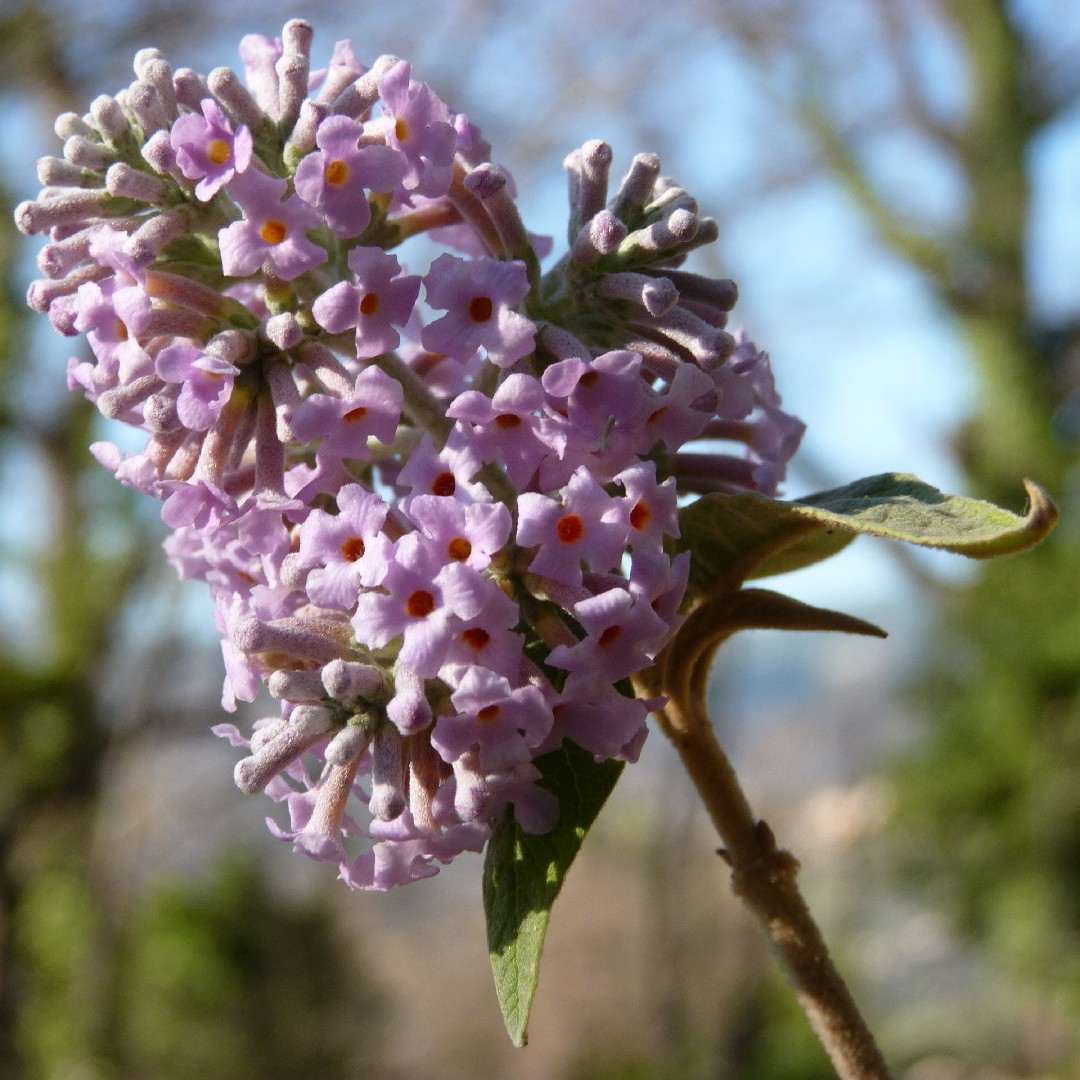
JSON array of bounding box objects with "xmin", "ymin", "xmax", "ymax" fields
[
  {"xmin": 639, "ymin": 594, "xmax": 894, "ymax": 1080},
  {"xmin": 641, "ymin": 668, "xmax": 894, "ymax": 1080}
]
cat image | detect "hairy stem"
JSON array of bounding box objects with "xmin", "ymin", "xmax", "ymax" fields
[{"xmin": 641, "ymin": 675, "xmax": 894, "ymax": 1080}]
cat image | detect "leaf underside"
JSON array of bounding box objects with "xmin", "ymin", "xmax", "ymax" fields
[{"xmin": 678, "ymin": 473, "xmax": 1057, "ymax": 598}]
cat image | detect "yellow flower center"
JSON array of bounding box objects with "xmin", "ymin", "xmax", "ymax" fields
[
  {"xmin": 208, "ymin": 139, "xmax": 232, "ymax": 166},
  {"xmin": 325, "ymin": 159, "xmax": 349, "ymax": 185}
]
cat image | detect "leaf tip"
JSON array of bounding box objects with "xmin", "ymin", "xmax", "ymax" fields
[{"xmin": 1021, "ymin": 477, "xmax": 1059, "ymax": 538}]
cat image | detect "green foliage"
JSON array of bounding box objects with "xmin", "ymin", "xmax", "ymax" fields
[
  {"xmin": 9, "ymin": 851, "xmax": 384, "ymax": 1080},
  {"xmin": 561, "ymin": 1046, "xmax": 709, "ymax": 1080},
  {"xmin": 0, "ymin": 177, "xmax": 24, "ymax": 397},
  {"xmin": 114, "ymin": 857, "xmax": 381, "ymax": 1080},
  {"xmin": 12, "ymin": 866, "xmax": 104, "ymax": 1079},
  {"xmin": 484, "ymin": 740, "xmax": 624, "ymax": 1046},
  {"xmin": 894, "ymin": 536, "xmax": 1080, "ymax": 1015},
  {"xmin": 557, "ymin": 970, "xmax": 837, "ymax": 1080}
]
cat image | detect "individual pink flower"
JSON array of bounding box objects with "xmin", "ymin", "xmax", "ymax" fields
[
  {"xmin": 546, "ymin": 676, "xmax": 653, "ymax": 762},
  {"xmin": 394, "ymin": 432, "xmax": 488, "ymax": 504},
  {"xmin": 446, "ymin": 375, "xmax": 551, "ymax": 488},
  {"xmin": 312, "ymin": 247, "xmax": 421, "ymax": 358},
  {"xmin": 294, "ymin": 115, "xmax": 406, "ymax": 237},
  {"xmin": 218, "ymin": 167, "xmax": 327, "ymax": 281},
  {"xmin": 170, "ymin": 97, "xmax": 253, "ymax": 200},
  {"xmin": 290, "ymin": 366, "xmax": 403, "ymax": 461},
  {"xmin": 155, "ymin": 341, "xmax": 240, "ymax": 431},
  {"xmin": 432, "ymin": 666, "xmax": 554, "ymax": 773},
  {"xmin": 547, "ymin": 586, "xmax": 670, "ymax": 683},
  {"xmin": 351, "ymin": 534, "xmax": 489, "ymax": 677},
  {"xmin": 296, "ymin": 485, "xmax": 393, "ymax": 609},
  {"xmin": 638, "ymin": 363, "xmax": 716, "ymax": 452},
  {"xmin": 160, "ymin": 477, "xmax": 237, "ymax": 536},
  {"xmin": 405, "ymin": 494, "xmax": 512, "ymax": 571},
  {"xmin": 615, "ymin": 461, "xmax": 680, "ymax": 548},
  {"xmin": 516, "ymin": 466, "xmax": 630, "ymax": 587},
  {"xmin": 422, "ymin": 254, "xmax": 536, "ymax": 367},
  {"xmin": 438, "ymin": 583, "xmax": 524, "ymax": 686},
  {"xmin": 73, "ymin": 278, "xmax": 153, "ymax": 384},
  {"xmin": 376, "ymin": 60, "xmax": 456, "ymax": 197},
  {"xmin": 541, "ymin": 350, "xmax": 647, "ymax": 438}
]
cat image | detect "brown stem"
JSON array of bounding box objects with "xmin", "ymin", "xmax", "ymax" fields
[{"xmin": 641, "ymin": 676, "xmax": 894, "ymax": 1080}]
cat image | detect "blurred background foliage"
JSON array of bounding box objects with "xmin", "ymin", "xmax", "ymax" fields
[{"xmin": 0, "ymin": 1, "xmax": 1078, "ymax": 1077}]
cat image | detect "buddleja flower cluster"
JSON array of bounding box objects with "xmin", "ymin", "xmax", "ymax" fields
[{"xmin": 16, "ymin": 21, "xmax": 804, "ymax": 890}]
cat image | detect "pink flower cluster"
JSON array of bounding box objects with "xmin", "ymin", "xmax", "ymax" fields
[{"xmin": 16, "ymin": 21, "xmax": 804, "ymax": 889}]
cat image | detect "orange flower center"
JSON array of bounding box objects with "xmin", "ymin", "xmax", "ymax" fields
[
  {"xmin": 406, "ymin": 590, "xmax": 436, "ymax": 619},
  {"xmin": 461, "ymin": 628, "xmax": 491, "ymax": 650},
  {"xmin": 598, "ymin": 625, "xmax": 622, "ymax": 649},
  {"xmin": 343, "ymin": 406, "xmax": 368, "ymax": 423},
  {"xmin": 447, "ymin": 537, "xmax": 472, "ymax": 562},
  {"xmin": 431, "ymin": 472, "xmax": 456, "ymax": 496},
  {"xmin": 395, "ymin": 117, "xmax": 411, "ymax": 143},
  {"xmin": 494, "ymin": 414, "xmax": 522, "ymax": 430},
  {"xmin": 477, "ymin": 704, "xmax": 502, "ymax": 724},
  {"xmin": 556, "ymin": 514, "xmax": 584, "ymax": 544},
  {"xmin": 261, "ymin": 219, "xmax": 287, "ymax": 245},
  {"xmin": 359, "ymin": 292, "xmax": 381, "ymax": 316},
  {"xmin": 629, "ymin": 500, "xmax": 650, "ymax": 531},
  {"xmin": 341, "ymin": 537, "xmax": 366, "ymax": 562}
]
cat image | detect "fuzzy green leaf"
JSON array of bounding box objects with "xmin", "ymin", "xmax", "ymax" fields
[
  {"xmin": 483, "ymin": 740, "xmax": 624, "ymax": 1047},
  {"xmin": 679, "ymin": 474, "xmax": 1057, "ymax": 598}
]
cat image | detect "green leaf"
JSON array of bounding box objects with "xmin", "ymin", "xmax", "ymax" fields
[
  {"xmin": 678, "ymin": 474, "xmax": 1057, "ymax": 599},
  {"xmin": 483, "ymin": 740, "xmax": 624, "ymax": 1047}
]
